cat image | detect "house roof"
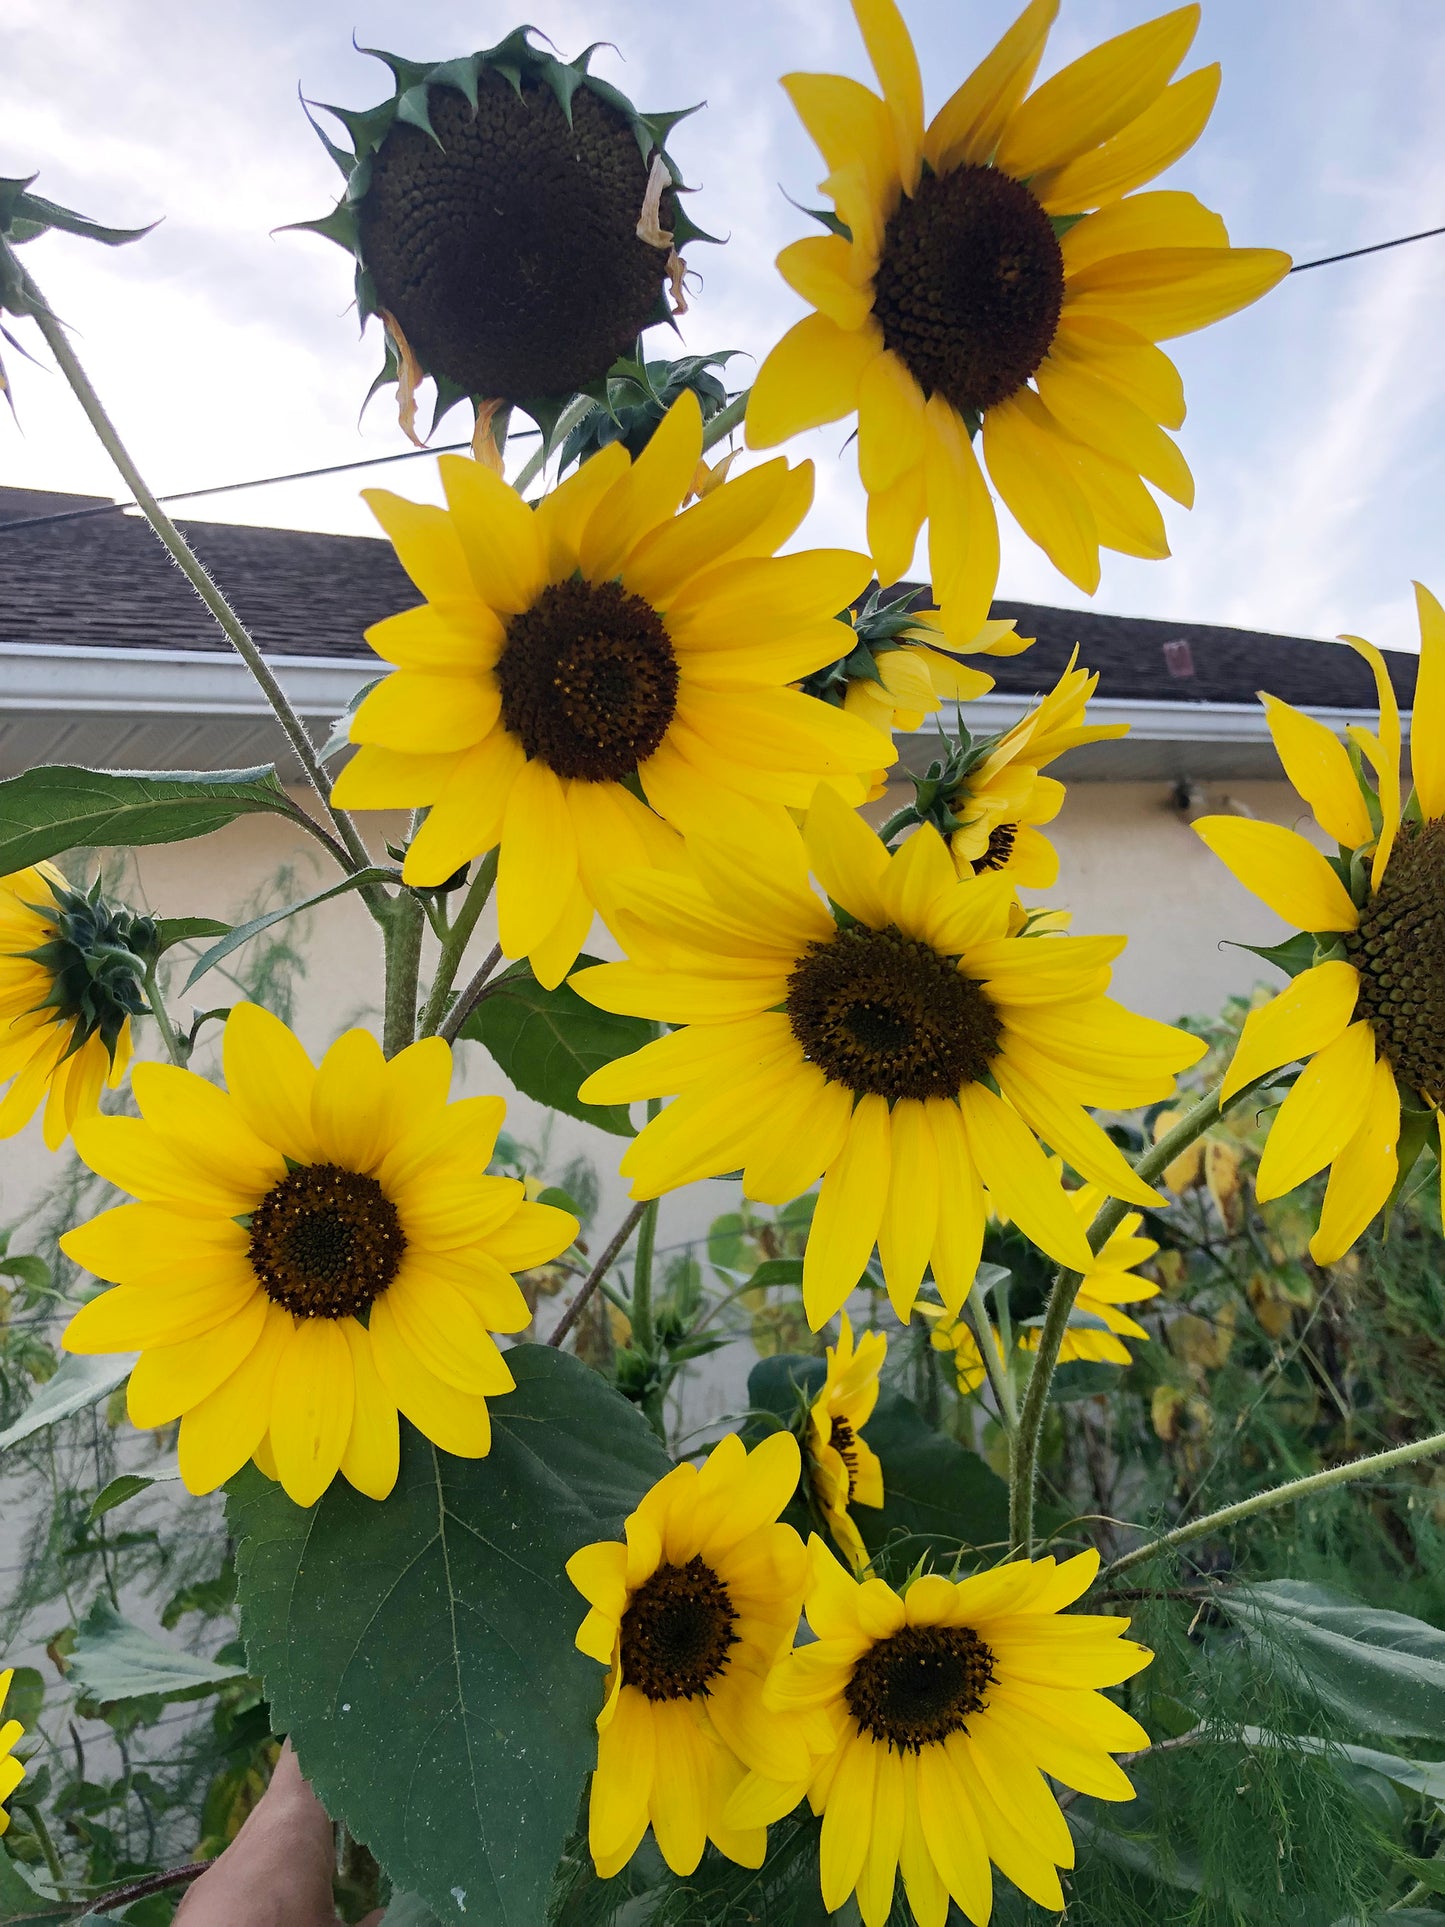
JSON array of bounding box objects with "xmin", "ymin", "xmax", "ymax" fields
[{"xmin": 0, "ymin": 484, "xmax": 1417, "ymax": 783}]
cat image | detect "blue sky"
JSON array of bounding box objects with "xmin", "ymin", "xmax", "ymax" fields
[{"xmin": 6, "ymin": 0, "xmax": 1444, "ymax": 650}]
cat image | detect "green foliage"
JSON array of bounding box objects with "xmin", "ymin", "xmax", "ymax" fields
[
  {"xmin": 0, "ymin": 766, "xmax": 306, "ymax": 872},
  {"xmin": 462, "ymin": 959, "xmax": 656, "ymax": 1136},
  {"xmin": 229, "ymin": 1348, "xmax": 672, "ymax": 1927},
  {"xmin": 0, "ymin": 1353, "xmax": 133, "ymax": 1450},
  {"xmin": 68, "ymin": 1596, "xmax": 250, "ymax": 1710},
  {"xmin": 180, "ymin": 865, "xmax": 394, "ymax": 990}
]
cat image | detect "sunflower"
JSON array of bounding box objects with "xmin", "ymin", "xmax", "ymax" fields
[
  {"xmin": 807, "ymin": 1312, "xmax": 887, "ymax": 1570},
  {"xmin": 333, "ymin": 391, "xmax": 890, "ymax": 986},
  {"xmin": 0, "ymin": 865, "xmax": 146, "ymax": 1150},
  {"xmin": 930, "ymin": 1177, "xmax": 1160, "ymax": 1389},
  {"xmin": 746, "ymin": 0, "xmax": 1290, "ymax": 639},
  {"xmin": 0, "ymin": 1670, "xmax": 24, "ymax": 1834},
  {"xmin": 60, "ymin": 1003, "xmax": 577, "ymax": 1507},
  {"xmin": 1193, "ymin": 584, "xmax": 1445, "ymax": 1264},
  {"xmin": 572, "ymin": 783, "xmax": 1202, "ymax": 1328},
  {"xmin": 566, "ymin": 1431, "xmax": 810, "ymax": 1879},
  {"xmin": 943, "ymin": 655, "xmax": 1126, "ymax": 889},
  {"xmin": 725, "ymin": 1535, "xmax": 1151, "ymax": 1926}
]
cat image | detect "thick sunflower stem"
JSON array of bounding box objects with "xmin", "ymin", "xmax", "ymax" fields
[
  {"xmin": 18, "ymin": 267, "xmax": 384, "ymax": 910},
  {"xmin": 418, "ymin": 851, "xmax": 498, "ymax": 1038},
  {"xmin": 142, "ymin": 962, "xmax": 189, "ymax": 1068},
  {"xmin": 1103, "ymin": 1425, "xmax": 1445, "ymax": 1582},
  {"xmin": 965, "ymin": 1284, "xmax": 1016, "ymax": 1433},
  {"xmin": 381, "ymin": 892, "xmax": 425, "ymax": 1059},
  {"xmin": 25, "ymin": 1804, "xmax": 68, "ymax": 1898},
  {"xmin": 439, "ymin": 944, "xmax": 505, "ymax": 1046},
  {"xmin": 629, "ymin": 1196, "xmax": 660, "ymax": 1357},
  {"xmin": 700, "ymin": 391, "xmax": 748, "ymax": 453},
  {"xmin": 1009, "ymin": 1083, "xmax": 1227, "ymax": 1556},
  {"xmin": 877, "ymin": 804, "xmax": 922, "ymax": 846}
]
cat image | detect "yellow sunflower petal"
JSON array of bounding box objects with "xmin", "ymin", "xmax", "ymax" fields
[
  {"xmin": 533, "ymin": 440, "xmax": 631, "ymax": 579},
  {"xmin": 982, "ymin": 394, "xmax": 1101, "ymax": 594},
  {"xmin": 622, "ymin": 458, "xmax": 800, "ymax": 606},
  {"xmin": 401, "ymin": 727, "xmax": 527, "ymax": 887},
  {"xmin": 805, "ymin": 781, "xmax": 892, "ymax": 926},
  {"xmin": 1310, "ymin": 1056, "xmax": 1401, "ymax": 1266},
  {"xmin": 877, "ymin": 1099, "xmax": 938, "ymax": 1320},
  {"xmin": 805, "ymin": 1096, "xmax": 891, "ymax": 1329},
  {"xmin": 269, "ymin": 1317, "xmax": 355, "ymax": 1508},
  {"xmin": 369, "ymin": 1294, "xmax": 500, "ymax": 1457},
  {"xmin": 350, "ymin": 670, "xmax": 501, "ymax": 755},
  {"xmin": 337, "ymin": 1319, "xmax": 400, "ymax": 1501},
  {"xmin": 71, "ymin": 1115, "xmax": 260, "ymax": 1217},
  {"xmin": 995, "ymin": 5, "xmax": 1199, "ymax": 179},
  {"xmin": 1254, "ymin": 1021, "xmax": 1378, "ymax": 1202},
  {"xmin": 916, "ymin": 1744, "xmax": 993, "ymax": 1922},
  {"xmin": 994, "ymin": 1052, "xmax": 1162, "ymax": 1206},
  {"xmin": 1033, "ymin": 63, "xmax": 1219, "ymax": 213},
  {"xmin": 221, "ymin": 1002, "xmax": 320, "ymax": 1164},
  {"xmin": 312, "ymin": 1027, "xmax": 389, "ymax": 1173},
  {"xmin": 924, "ymin": 0, "xmax": 1057, "ymax": 173},
  {"xmin": 330, "ymin": 743, "xmax": 454, "ymax": 811},
  {"xmin": 1221, "ymin": 959, "xmax": 1360, "ymax": 1102},
  {"xmin": 959, "ymin": 1083, "xmax": 1093, "ymax": 1272},
  {"xmin": 1259, "ymin": 694, "xmax": 1374, "ymax": 848},
  {"xmin": 176, "ymin": 1303, "xmax": 293, "ymax": 1495},
  {"xmin": 362, "ymin": 489, "xmax": 474, "ymax": 604},
  {"xmin": 925, "ymin": 1098, "xmax": 986, "ymax": 1314},
  {"xmin": 746, "ymin": 312, "xmax": 883, "ymax": 450},
  {"xmin": 819, "ymin": 1731, "xmax": 877, "ymax": 1910},
  {"xmin": 1192, "ymin": 816, "xmax": 1359, "ymax": 933},
  {"xmin": 648, "ymin": 1697, "xmax": 712, "ymax": 1875},
  {"xmin": 867, "ymin": 462, "xmax": 928, "ymax": 587},
  {"xmin": 924, "ymin": 395, "xmax": 1001, "ymax": 642},
  {"xmin": 777, "ymin": 233, "xmax": 875, "ymax": 335},
  {"xmin": 1034, "ymin": 356, "xmax": 1193, "ymax": 505},
  {"xmin": 857, "ymin": 351, "xmax": 927, "ymax": 497},
  {"xmin": 743, "ymin": 1063, "xmax": 855, "ymax": 1206},
  {"xmin": 126, "ymin": 1291, "xmax": 269, "ymax": 1427},
  {"xmin": 1066, "ymin": 437, "xmax": 1170, "ymax": 560},
  {"xmin": 497, "ymin": 759, "xmax": 578, "ymax": 959},
  {"xmin": 363, "ymin": 599, "xmax": 505, "ymax": 675},
  {"xmin": 591, "ymin": 1686, "xmax": 655, "ymax": 1863},
  {"xmin": 580, "ymin": 392, "xmax": 703, "ymax": 580},
  {"xmin": 1060, "ymin": 190, "xmax": 1226, "ymax": 275},
  {"xmin": 437, "ymin": 453, "xmax": 546, "ymax": 615},
  {"xmin": 1342, "ymin": 632, "xmax": 1403, "ymax": 889},
  {"xmin": 131, "ymin": 1062, "xmax": 286, "ymax": 1195},
  {"xmin": 1064, "ymin": 245, "xmax": 1292, "ymax": 341},
  {"xmin": 1413, "ymin": 583, "xmax": 1445, "ymax": 821},
  {"xmin": 852, "ymin": 0, "xmax": 925, "ymax": 188}
]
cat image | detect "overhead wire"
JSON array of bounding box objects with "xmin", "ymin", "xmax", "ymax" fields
[{"xmin": 1, "ymin": 218, "xmax": 1442, "ymax": 539}]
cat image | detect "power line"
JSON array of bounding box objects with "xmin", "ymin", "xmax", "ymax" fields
[
  {"xmin": 1289, "ymin": 221, "xmax": 1445, "ymax": 274},
  {"xmin": 1, "ymin": 215, "xmax": 1441, "ymax": 541}
]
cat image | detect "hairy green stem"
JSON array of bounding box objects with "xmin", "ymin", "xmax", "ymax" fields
[
  {"xmin": 1104, "ymin": 1425, "xmax": 1445, "ymax": 1580},
  {"xmin": 964, "ymin": 1285, "xmax": 1016, "ymax": 1432},
  {"xmin": 1009, "ymin": 1083, "xmax": 1226, "ymax": 1555},
  {"xmin": 877, "ymin": 804, "xmax": 921, "ymax": 846},
  {"xmin": 141, "ymin": 962, "xmax": 188, "ymax": 1067},
  {"xmin": 419, "ymin": 851, "xmax": 498, "ymax": 1037},
  {"xmin": 381, "ymin": 893, "xmax": 424, "ymax": 1058},
  {"xmin": 439, "ymin": 943, "xmax": 505, "ymax": 1045},
  {"xmin": 700, "ymin": 391, "xmax": 748, "ymax": 452},
  {"xmin": 25, "ymin": 1802, "xmax": 68, "ymax": 1897},
  {"xmin": 629, "ymin": 1199, "xmax": 660, "ymax": 1357},
  {"xmin": 512, "ymin": 393, "xmax": 596, "ymax": 496},
  {"xmin": 20, "ymin": 269, "xmax": 382, "ymax": 904}
]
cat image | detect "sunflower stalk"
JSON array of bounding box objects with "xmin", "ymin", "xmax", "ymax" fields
[
  {"xmin": 13, "ymin": 265, "xmax": 385, "ymax": 911},
  {"xmin": 380, "ymin": 887, "xmax": 425, "ymax": 1058},
  {"xmin": 418, "ymin": 850, "xmax": 498, "ymax": 1037},
  {"xmin": 1009, "ymin": 1082, "xmax": 1230, "ymax": 1554},
  {"xmin": 140, "ymin": 959, "xmax": 188, "ymax": 1068},
  {"xmin": 1103, "ymin": 1424, "xmax": 1445, "ymax": 1580},
  {"xmin": 438, "ymin": 943, "xmax": 504, "ymax": 1046},
  {"xmin": 964, "ymin": 1281, "xmax": 1016, "ymax": 1432}
]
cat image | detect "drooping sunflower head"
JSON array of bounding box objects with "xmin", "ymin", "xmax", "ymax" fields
[
  {"xmin": 295, "ymin": 30, "xmax": 711, "ymax": 454},
  {"xmin": 747, "ymin": 0, "xmax": 1290, "ymax": 640},
  {"xmin": 574, "ymin": 782, "xmax": 1203, "ymax": 1328},
  {"xmin": 333, "ymin": 393, "xmax": 890, "ymax": 987},
  {"xmin": 61, "ymin": 1003, "xmax": 577, "ymax": 1508},
  {"xmin": 807, "ymin": 1311, "xmax": 887, "ymax": 1570},
  {"xmin": 1193, "ymin": 584, "xmax": 1445, "ymax": 1265},
  {"xmin": 0, "ymin": 864, "xmax": 152, "ymax": 1149},
  {"xmin": 727, "ymin": 1536, "xmax": 1151, "ymax": 1926},
  {"xmin": 0, "ymin": 1668, "xmax": 25, "ymax": 1833},
  {"xmin": 567, "ymin": 1431, "xmax": 810, "ymax": 1879}
]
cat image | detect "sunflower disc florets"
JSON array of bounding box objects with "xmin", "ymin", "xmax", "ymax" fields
[{"xmin": 296, "ymin": 29, "xmax": 715, "ymax": 452}]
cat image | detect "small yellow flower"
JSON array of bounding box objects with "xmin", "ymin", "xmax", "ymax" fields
[
  {"xmin": 807, "ymin": 1313, "xmax": 886, "ymax": 1569},
  {"xmin": 566, "ymin": 1432, "xmax": 809, "ymax": 1879},
  {"xmin": 1194, "ymin": 583, "xmax": 1445, "ymax": 1263},
  {"xmin": 725, "ymin": 1536, "xmax": 1151, "ymax": 1926},
  {"xmin": 0, "ymin": 1668, "xmax": 25, "ymax": 1833},
  {"xmin": 61, "ymin": 1004, "xmax": 577, "ymax": 1507},
  {"xmin": 746, "ymin": 0, "xmax": 1289, "ymax": 640},
  {"xmin": 0, "ymin": 865, "xmax": 139, "ymax": 1150},
  {"xmin": 946, "ymin": 656, "xmax": 1126, "ymax": 888}
]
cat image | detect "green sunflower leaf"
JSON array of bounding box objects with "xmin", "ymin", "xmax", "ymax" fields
[
  {"xmin": 0, "ymin": 765, "xmax": 305, "ymax": 872},
  {"xmin": 69, "ymin": 1595, "xmax": 249, "ymax": 1707},
  {"xmin": 229, "ymin": 1346, "xmax": 670, "ymax": 1927},
  {"xmin": 181, "ymin": 866, "xmax": 395, "ymax": 991},
  {"xmin": 0, "ymin": 1351, "xmax": 134, "ymax": 1453},
  {"xmin": 461, "ymin": 959, "xmax": 655, "ymax": 1136}
]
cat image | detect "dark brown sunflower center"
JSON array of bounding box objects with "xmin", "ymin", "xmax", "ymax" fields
[
  {"xmin": 248, "ymin": 1164, "xmax": 405, "ymax": 1319},
  {"xmin": 1345, "ymin": 816, "xmax": 1445, "ymax": 1099},
  {"xmin": 871, "ymin": 163, "xmax": 1065, "ymax": 417},
  {"xmin": 496, "ymin": 578, "xmax": 679, "ymax": 782},
  {"xmin": 359, "ymin": 74, "xmax": 673, "ymax": 401},
  {"xmin": 976, "ymin": 822, "xmax": 1019, "ymax": 873},
  {"xmin": 785, "ymin": 925, "xmax": 1002, "ymax": 1101},
  {"xmin": 829, "ymin": 1415, "xmax": 860, "ymax": 1500},
  {"xmin": 619, "ymin": 1556, "xmax": 738, "ymax": 1702},
  {"xmin": 845, "ymin": 1622, "xmax": 996, "ymax": 1752}
]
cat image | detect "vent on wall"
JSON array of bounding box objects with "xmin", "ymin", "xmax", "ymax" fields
[{"xmin": 1163, "ymin": 638, "xmax": 1196, "ymax": 678}]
